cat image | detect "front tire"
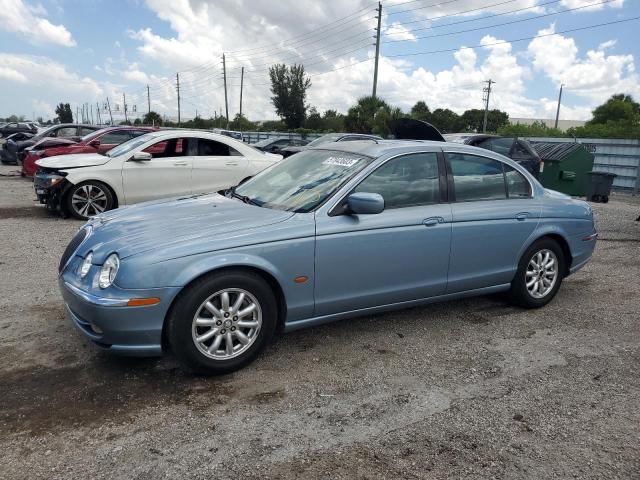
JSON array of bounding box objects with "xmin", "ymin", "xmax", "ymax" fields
[
  {"xmin": 509, "ymin": 238, "xmax": 565, "ymax": 308},
  {"xmin": 167, "ymin": 270, "xmax": 278, "ymax": 375},
  {"xmin": 65, "ymin": 181, "xmax": 114, "ymax": 220}
]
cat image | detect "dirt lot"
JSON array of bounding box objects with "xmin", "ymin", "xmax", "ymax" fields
[{"xmin": 0, "ymin": 163, "xmax": 638, "ymax": 479}]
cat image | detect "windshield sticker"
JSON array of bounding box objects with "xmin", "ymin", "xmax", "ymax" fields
[{"xmin": 322, "ymin": 156, "xmax": 361, "ymax": 168}]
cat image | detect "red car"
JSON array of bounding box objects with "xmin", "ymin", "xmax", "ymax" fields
[{"xmin": 22, "ymin": 126, "xmax": 158, "ymax": 177}]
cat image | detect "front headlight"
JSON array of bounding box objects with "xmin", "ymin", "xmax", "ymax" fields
[
  {"xmin": 79, "ymin": 251, "xmax": 93, "ymax": 278},
  {"xmin": 98, "ymin": 253, "xmax": 119, "ymax": 289}
]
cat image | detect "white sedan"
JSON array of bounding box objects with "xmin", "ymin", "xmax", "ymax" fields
[{"xmin": 33, "ymin": 130, "xmax": 281, "ymax": 219}]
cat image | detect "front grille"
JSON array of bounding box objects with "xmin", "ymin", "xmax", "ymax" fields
[{"xmin": 59, "ymin": 228, "xmax": 88, "ymax": 273}]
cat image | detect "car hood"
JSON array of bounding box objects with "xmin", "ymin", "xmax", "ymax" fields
[
  {"xmin": 80, "ymin": 193, "xmax": 296, "ymax": 261},
  {"xmin": 34, "ymin": 137, "xmax": 77, "ymax": 150},
  {"xmin": 36, "ymin": 153, "xmax": 110, "ymax": 170}
]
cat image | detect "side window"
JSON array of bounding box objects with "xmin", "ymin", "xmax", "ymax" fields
[
  {"xmin": 491, "ymin": 138, "xmax": 514, "ymax": 156},
  {"xmin": 79, "ymin": 127, "xmax": 96, "ymax": 136},
  {"xmin": 99, "ymin": 131, "xmax": 132, "ymax": 145},
  {"xmin": 131, "ymin": 130, "xmax": 151, "ymax": 138},
  {"xmin": 475, "ymin": 138, "xmax": 493, "ymax": 150},
  {"xmin": 504, "ymin": 165, "xmax": 532, "ymax": 198},
  {"xmin": 448, "ymin": 153, "xmax": 507, "ymax": 202},
  {"xmin": 197, "ymin": 139, "xmax": 231, "ymax": 156},
  {"xmin": 57, "ymin": 127, "xmax": 77, "ymax": 138},
  {"xmin": 355, "ymin": 152, "xmax": 440, "ymax": 209},
  {"xmin": 143, "ymin": 138, "xmax": 189, "ymax": 158}
]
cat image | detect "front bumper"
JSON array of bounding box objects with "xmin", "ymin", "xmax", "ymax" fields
[
  {"xmin": 34, "ymin": 172, "xmax": 69, "ymax": 213},
  {"xmin": 59, "ymin": 273, "xmax": 181, "ymax": 357}
]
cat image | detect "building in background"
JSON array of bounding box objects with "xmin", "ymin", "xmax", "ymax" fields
[{"xmin": 509, "ymin": 118, "xmax": 586, "ymax": 132}]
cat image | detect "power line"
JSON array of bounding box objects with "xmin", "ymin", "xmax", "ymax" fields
[
  {"xmin": 387, "ymin": 0, "xmax": 468, "ymax": 16},
  {"xmin": 389, "ymin": 0, "xmax": 522, "ymax": 28},
  {"xmin": 382, "ymin": 0, "xmax": 617, "ymax": 44},
  {"xmin": 385, "ymin": 16, "xmax": 640, "ymax": 58},
  {"xmin": 384, "ymin": 0, "xmax": 563, "ymax": 35}
]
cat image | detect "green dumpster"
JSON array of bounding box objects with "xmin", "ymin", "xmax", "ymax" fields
[{"xmin": 532, "ymin": 142, "xmax": 595, "ymax": 197}]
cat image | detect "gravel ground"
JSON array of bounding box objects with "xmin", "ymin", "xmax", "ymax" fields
[{"xmin": 0, "ymin": 164, "xmax": 638, "ymax": 479}]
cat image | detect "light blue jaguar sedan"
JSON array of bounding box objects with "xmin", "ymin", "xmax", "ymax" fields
[{"xmin": 58, "ymin": 140, "xmax": 597, "ymax": 374}]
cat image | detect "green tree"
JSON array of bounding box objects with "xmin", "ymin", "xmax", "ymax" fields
[
  {"xmin": 344, "ymin": 96, "xmax": 392, "ymax": 134},
  {"xmin": 229, "ymin": 114, "xmax": 257, "ymax": 131},
  {"xmin": 428, "ymin": 108, "xmax": 462, "ymax": 133},
  {"xmin": 260, "ymin": 119, "xmax": 287, "ymax": 131},
  {"xmin": 143, "ymin": 111, "xmax": 163, "ymax": 126},
  {"xmin": 320, "ymin": 109, "xmax": 345, "ymax": 132},
  {"xmin": 269, "ymin": 63, "xmax": 312, "ymax": 128},
  {"xmin": 459, "ymin": 108, "xmax": 509, "ymax": 133},
  {"xmin": 55, "ymin": 103, "xmax": 73, "ymax": 123},
  {"xmin": 498, "ymin": 120, "xmax": 565, "ymax": 137},
  {"xmin": 588, "ymin": 94, "xmax": 640, "ymax": 125},
  {"xmin": 305, "ymin": 106, "xmax": 323, "ymax": 130},
  {"xmin": 410, "ymin": 101, "xmax": 431, "ymax": 122}
]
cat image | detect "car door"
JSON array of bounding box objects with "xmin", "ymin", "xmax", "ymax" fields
[
  {"xmin": 444, "ymin": 151, "xmax": 541, "ymax": 293},
  {"xmin": 314, "ymin": 151, "xmax": 452, "ymax": 316},
  {"xmin": 122, "ymin": 137, "xmax": 194, "ymax": 204},
  {"xmin": 190, "ymin": 138, "xmax": 249, "ymax": 194}
]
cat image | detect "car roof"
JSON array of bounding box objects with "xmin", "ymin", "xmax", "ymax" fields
[
  {"xmin": 308, "ymin": 139, "xmax": 449, "ymax": 157},
  {"xmin": 308, "ymin": 139, "xmax": 528, "ymax": 160}
]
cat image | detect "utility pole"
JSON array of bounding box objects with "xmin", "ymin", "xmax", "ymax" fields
[
  {"xmin": 239, "ymin": 66, "xmax": 244, "ymax": 119},
  {"xmin": 90, "ymin": 104, "xmax": 94, "ymax": 124},
  {"xmin": 372, "ymin": 2, "xmax": 382, "ymax": 98},
  {"xmin": 76, "ymin": 106, "xmax": 79, "ymax": 123},
  {"xmin": 482, "ymin": 79, "xmax": 494, "ymax": 133},
  {"xmin": 554, "ymin": 83, "xmax": 564, "ymax": 129},
  {"xmin": 176, "ymin": 73, "xmax": 181, "ymax": 126},
  {"xmin": 81, "ymin": 104, "xmax": 85, "ymax": 123},
  {"xmin": 123, "ymin": 93, "xmax": 128, "ymax": 123},
  {"xmin": 223, "ymin": 53, "xmax": 229, "ymax": 128},
  {"xmin": 106, "ymin": 98, "xmax": 113, "ymax": 125},
  {"xmin": 147, "ymin": 84, "xmax": 151, "ymax": 115},
  {"xmin": 96, "ymin": 102, "xmax": 101, "ymax": 124}
]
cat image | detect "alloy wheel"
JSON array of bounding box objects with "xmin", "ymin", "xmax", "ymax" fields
[
  {"xmin": 71, "ymin": 184, "xmax": 108, "ymax": 217},
  {"xmin": 191, "ymin": 288, "xmax": 262, "ymax": 360},
  {"xmin": 525, "ymin": 249, "xmax": 558, "ymax": 299}
]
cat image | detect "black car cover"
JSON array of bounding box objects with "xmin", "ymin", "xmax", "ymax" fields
[{"xmin": 389, "ymin": 118, "xmax": 445, "ymax": 142}]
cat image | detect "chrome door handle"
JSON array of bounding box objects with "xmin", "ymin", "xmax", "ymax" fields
[
  {"xmin": 225, "ymin": 161, "xmax": 239, "ymax": 166},
  {"xmin": 173, "ymin": 161, "xmax": 188, "ymax": 166},
  {"xmin": 515, "ymin": 212, "xmax": 530, "ymax": 221},
  {"xmin": 423, "ymin": 217, "xmax": 443, "ymax": 227}
]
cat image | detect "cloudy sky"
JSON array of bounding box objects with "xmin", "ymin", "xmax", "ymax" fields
[{"xmin": 0, "ymin": 0, "xmax": 638, "ymax": 123}]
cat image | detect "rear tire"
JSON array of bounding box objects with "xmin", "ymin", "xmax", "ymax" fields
[
  {"xmin": 65, "ymin": 181, "xmax": 115, "ymax": 220},
  {"xmin": 167, "ymin": 270, "xmax": 278, "ymax": 375},
  {"xmin": 508, "ymin": 238, "xmax": 565, "ymax": 308}
]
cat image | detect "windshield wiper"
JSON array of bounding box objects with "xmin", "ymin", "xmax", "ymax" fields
[{"xmin": 226, "ymin": 186, "xmax": 260, "ymax": 206}]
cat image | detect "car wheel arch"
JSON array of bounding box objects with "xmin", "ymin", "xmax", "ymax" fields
[
  {"xmin": 523, "ymin": 232, "xmax": 572, "ymax": 278},
  {"xmin": 161, "ymin": 265, "xmax": 287, "ymax": 351},
  {"xmin": 62, "ymin": 178, "xmax": 120, "ymax": 210}
]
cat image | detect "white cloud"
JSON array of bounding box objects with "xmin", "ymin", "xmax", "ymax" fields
[
  {"xmin": 384, "ymin": 22, "xmax": 417, "ymax": 42},
  {"xmin": 0, "ymin": 0, "xmax": 76, "ymax": 47},
  {"xmin": 0, "ymin": 66, "xmax": 28, "ymax": 83},
  {"xmin": 559, "ymin": 0, "xmax": 624, "ymax": 11},
  {"xmin": 527, "ymin": 24, "xmax": 640, "ymax": 109}
]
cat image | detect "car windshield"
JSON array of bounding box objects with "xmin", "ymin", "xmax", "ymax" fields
[
  {"xmin": 306, "ymin": 134, "xmax": 342, "ymax": 147},
  {"xmin": 106, "ymin": 133, "xmax": 156, "ymax": 157},
  {"xmin": 234, "ymin": 149, "xmax": 375, "ymax": 213}
]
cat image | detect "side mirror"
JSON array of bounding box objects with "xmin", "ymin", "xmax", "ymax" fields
[
  {"xmin": 131, "ymin": 151, "xmax": 152, "ymax": 161},
  {"xmin": 89, "ymin": 139, "xmax": 100, "ymax": 147},
  {"xmin": 347, "ymin": 192, "xmax": 385, "ymax": 215}
]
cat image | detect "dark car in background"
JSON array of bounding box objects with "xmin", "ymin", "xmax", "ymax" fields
[
  {"xmin": 0, "ymin": 122, "xmax": 37, "ymax": 138},
  {"xmin": 280, "ymin": 133, "xmax": 383, "ymax": 158},
  {"xmin": 444, "ymin": 134, "xmax": 541, "ymax": 178},
  {"xmin": 252, "ymin": 137, "xmax": 308, "ymax": 155},
  {"xmin": 1, "ymin": 124, "xmax": 100, "ymax": 165},
  {"xmin": 22, "ymin": 126, "xmax": 158, "ymax": 176}
]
